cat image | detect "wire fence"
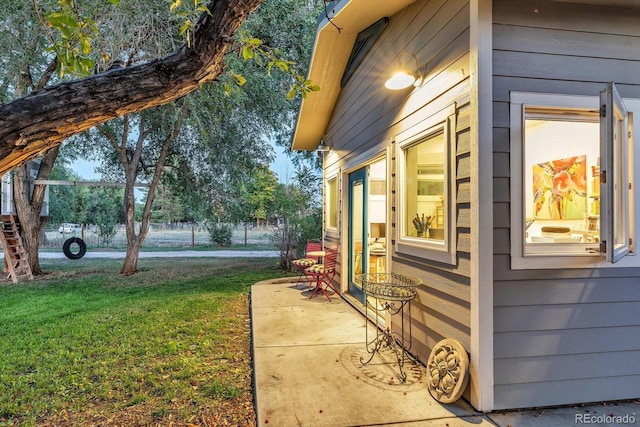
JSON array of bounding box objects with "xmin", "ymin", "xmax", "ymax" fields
[{"xmin": 41, "ymin": 222, "xmax": 277, "ymax": 249}]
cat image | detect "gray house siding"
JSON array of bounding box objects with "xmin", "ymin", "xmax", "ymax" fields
[
  {"xmin": 389, "ymin": 101, "xmax": 473, "ymax": 359},
  {"xmin": 323, "ymin": 0, "xmax": 473, "ymax": 366},
  {"xmin": 493, "ymin": 0, "xmax": 640, "ymax": 409}
]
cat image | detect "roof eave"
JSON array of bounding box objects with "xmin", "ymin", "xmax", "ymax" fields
[{"xmin": 291, "ymin": 0, "xmax": 415, "ymax": 151}]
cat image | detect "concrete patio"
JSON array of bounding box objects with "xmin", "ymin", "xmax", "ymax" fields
[
  {"xmin": 250, "ymin": 278, "xmax": 640, "ymax": 426},
  {"xmin": 250, "ymin": 278, "xmax": 492, "ymax": 426}
]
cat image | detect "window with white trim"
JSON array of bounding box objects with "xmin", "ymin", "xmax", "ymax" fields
[
  {"xmin": 510, "ymin": 83, "xmax": 636, "ymax": 269},
  {"xmin": 396, "ymin": 105, "xmax": 456, "ymax": 264}
]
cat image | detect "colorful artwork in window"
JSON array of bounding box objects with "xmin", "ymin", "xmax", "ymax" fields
[{"xmin": 532, "ymin": 155, "xmax": 587, "ymax": 220}]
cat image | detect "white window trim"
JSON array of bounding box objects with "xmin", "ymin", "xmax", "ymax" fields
[
  {"xmin": 601, "ymin": 84, "xmax": 632, "ymax": 262},
  {"xmin": 510, "ymin": 91, "xmax": 639, "ymax": 270},
  {"xmin": 395, "ymin": 104, "xmax": 457, "ymax": 265}
]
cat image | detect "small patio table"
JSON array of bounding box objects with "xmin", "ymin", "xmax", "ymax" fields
[{"xmin": 357, "ymin": 272, "xmax": 422, "ymax": 382}]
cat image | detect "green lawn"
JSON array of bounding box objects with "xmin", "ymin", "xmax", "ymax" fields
[{"xmin": 0, "ymin": 257, "xmax": 288, "ymax": 426}]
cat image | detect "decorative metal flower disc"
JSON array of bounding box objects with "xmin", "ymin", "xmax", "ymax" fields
[{"xmin": 426, "ymin": 338, "xmax": 469, "ymax": 403}]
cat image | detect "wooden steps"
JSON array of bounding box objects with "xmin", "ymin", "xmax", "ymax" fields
[{"xmin": 1, "ymin": 215, "xmax": 34, "ymax": 283}]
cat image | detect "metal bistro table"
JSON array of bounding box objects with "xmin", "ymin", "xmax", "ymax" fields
[{"xmin": 357, "ymin": 272, "xmax": 422, "ymax": 382}]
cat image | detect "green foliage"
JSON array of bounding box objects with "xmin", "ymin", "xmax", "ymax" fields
[
  {"xmin": 152, "ymin": 185, "xmax": 185, "ymax": 223},
  {"xmin": 85, "ymin": 186, "xmax": 124, "ymax": 246},
  {"xmin": 228, "ymin": 30, "xmax": 320, "ymax": 99},
  {"xmin": 94, "ymin": 219, "xmax": 118, "ymax": 246},
  {"xmin": 215, "ymin": 164, "xmax": 279, "ymax": 228},
  {"xmin": 40, "ymin": 0, "xmax": 101, "ymax": 77},
  {"xmin": 169, "ymin": 0, "xmax": 211, "ymax": 47},
  {"xmin": 270, "ymin": 168, "xmax": 322, "ymax": 270},
  {"xmin": 288, "ymin": 74, "xmax": 321, "ymax": 100},
  {"xmin": 238, "ymin": 0, "xmax": 325, "ymax": 165},
  {"xmin": 36, "ymin": 0, "xmax": 324, "ymax": 248},
  {"xmin": 47, "ymin": 163, "xmax": 87, "ymax": 225},
  {"xmin": 299, "ymin": 206, "xmax": 322, "ymax": 245},
  {"xmin": 47, "ymin": 173, "xmax": 95, "ymax": 225},
  {"xmin": 34, "ymin": 0, "xmax": 204, "ymax": 78},
  {"xmin": 206, "ymin": 222, "xmax": 233, "ymax": 247},
  {"xmin": 246, "ymin": 165, "xmax": 278, "ymax": 223}
]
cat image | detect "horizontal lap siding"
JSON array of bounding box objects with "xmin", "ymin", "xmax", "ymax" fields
[
  {"xmin": 392, "ymin": 258, "xmax": 471, "ymax": 361},
  {"xmin": 492, "ymin": 0, "xmax": 640, "ymax": 409},
  {"xmin": 494, "ymin": 279, "xmax": 640, "ymax": 408},
  {"xmin": 324, "ymin": 0, "xmax": 472, "ymax": 366}
]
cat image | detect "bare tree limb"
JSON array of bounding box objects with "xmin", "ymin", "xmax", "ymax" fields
[{"xmin": 34, "ymin": 58, "xmax": 59, "ymax": 92}]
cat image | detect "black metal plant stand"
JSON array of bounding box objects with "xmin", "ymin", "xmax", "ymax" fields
[{"xmin": 357, "ymin": 273, "xmax": 422, "ymax": 382}]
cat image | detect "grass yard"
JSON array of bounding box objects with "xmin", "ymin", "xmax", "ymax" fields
[{"xmin": 0, "ymin": 257, "xmax": 288, "ymax": 426}]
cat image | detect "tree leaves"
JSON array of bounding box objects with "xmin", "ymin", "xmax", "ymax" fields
[
  {"xmin": 169, "ymin": 0, "xmax": 211, "ymax": 47},
  {"xmin": 41, "ymin": 0, "xmax": 209, "ymax": 76},
  {"xmin": 232, "ymin": 73, "xmax": 247, "ymax": 86},
  {"xmin": 234, "ymin": 30, "xmax": 318, "ymax": 100},
  {"xmin": 38, "ymin": 0, "xmax": 319, "ymax": 95},
  {"xmin": 42, "ymin": 1, "xmax": 100, "ymax": 77},
  {"xmin": 288, "ymin": 75, "xmax": 320, "ymax": 100}
]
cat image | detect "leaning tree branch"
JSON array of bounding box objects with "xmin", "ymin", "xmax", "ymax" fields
[{"xmin": 0, "ymin": 0, "xmax": 263, "ymax": 176}]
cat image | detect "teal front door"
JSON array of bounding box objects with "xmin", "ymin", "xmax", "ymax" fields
[{"xmin": 348, "ymin": 167, "xmax": 367, "ymax": 303}]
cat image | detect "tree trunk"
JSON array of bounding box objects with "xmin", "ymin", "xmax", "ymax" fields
[
  {"xmin": 115, "ymin": 106, "xmax": 187, "ymax": 275},
  {"xmin": 120, "ymin": 180, "xmax": 145, "ymax": 275},
  {"xmin": 13, "ymin": 165, "xmax": 44, "ymax": 275},
  {"xmin": 0, "ymin": 0, "xmax": 264, "ymax": 176},
  {"xmin": 12, "ymin": 148, "xmax": 59, "ymax": 275},
  {"xmin": 121, "ymin": 237, "xmax": 143, "ymax": 275}
]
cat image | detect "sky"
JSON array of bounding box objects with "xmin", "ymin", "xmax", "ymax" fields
[{"xmin": 270, "ymin": 145, "xmax": 298, "ymax": 183}]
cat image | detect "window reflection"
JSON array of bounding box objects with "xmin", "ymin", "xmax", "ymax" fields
[{"xmin": 404, "ymin": 131, "xmax": 445, "ymax": 241}]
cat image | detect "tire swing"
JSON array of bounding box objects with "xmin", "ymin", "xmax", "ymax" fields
[
  {"xmin": 62, "ymin": 185, "xmax": 86, "ymax": 260},
  {"xmin": 63, "ymin": 237, "xmax": 87, "ymax": 260}
]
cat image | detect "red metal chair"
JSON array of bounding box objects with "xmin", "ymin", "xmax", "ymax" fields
[
  {"xmin": 291, "ymin": 241, "xmax": 322, "ymax": 288},
  {"xmin": 305, "ymin": 246, "xmax": 338, "ymax": 302}
]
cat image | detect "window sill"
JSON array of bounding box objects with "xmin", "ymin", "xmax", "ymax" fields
[
  {"xmin": 511, "ymin": 251, "xmax": 637, "ymax": 270},
  {"xmin": 397, "ymin": 239, "xmax": 456, "ymax": 265}
]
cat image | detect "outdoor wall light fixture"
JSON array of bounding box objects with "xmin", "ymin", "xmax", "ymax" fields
[
  {"xmin": 316, "ymin": 137, "xmax": 332, "ymax": 153},
  {"xmin": 385, "ymin": 52, "xmax": 422, "ymax": 90}
]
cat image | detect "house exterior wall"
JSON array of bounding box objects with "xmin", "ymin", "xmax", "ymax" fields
[
  {"xmin": 323, "ymin": 0, "xmax": 473, "ymax": 374},
  {"xmin": 492, "ymin": 0, "xmax": 640, "ymax": 409}
]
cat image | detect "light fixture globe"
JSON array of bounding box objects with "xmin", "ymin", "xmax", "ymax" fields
[
  {"xmin": 385, "ymin": 51, "xmax": 421, "ymax": 90},
  {"xmin": 385, "ymin": 71, "xmax": 417, "ymax": 90}
]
